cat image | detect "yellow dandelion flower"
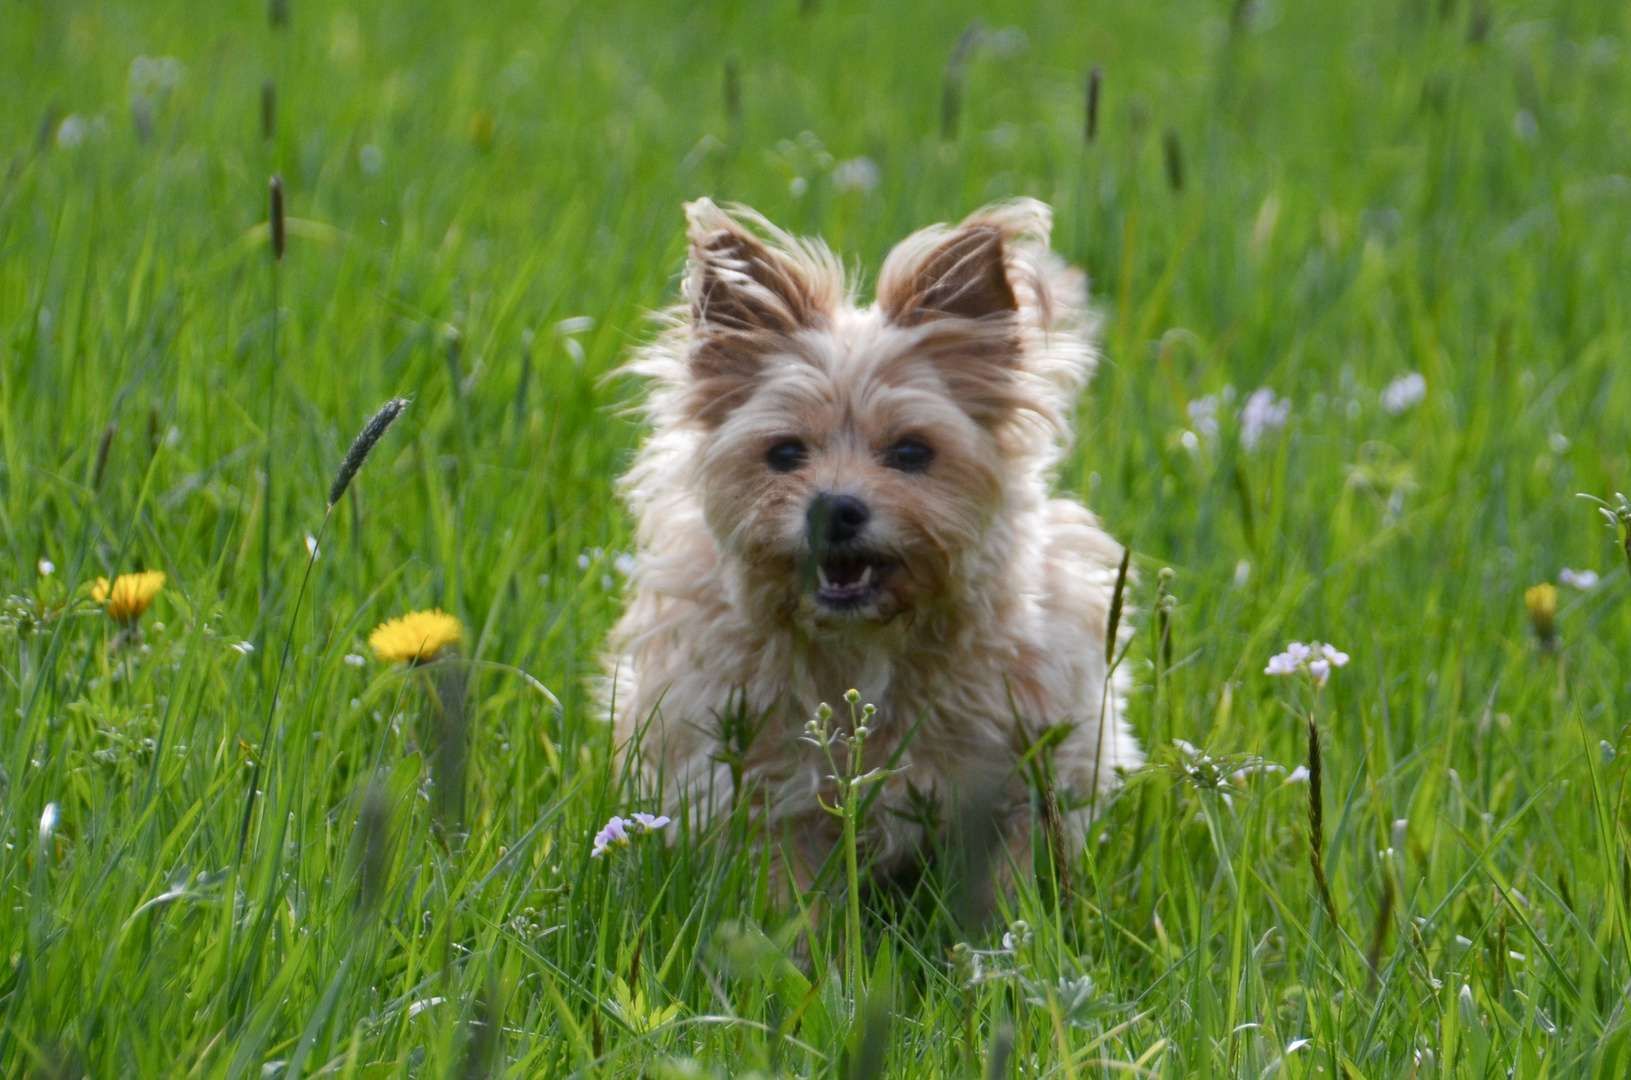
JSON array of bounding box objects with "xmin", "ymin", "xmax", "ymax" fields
[
  {"xmin": 92, "ymin": 571, "xmax": 166, "ymax": 623},
  {"xmin": 369, "ymin": 608, "xmax": 463, "ymax": 664},
  {"xmin": 1524, "ymin": 583, "xmax": 1558, "ymax": 645}
]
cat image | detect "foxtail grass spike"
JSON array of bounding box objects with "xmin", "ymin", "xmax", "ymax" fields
[
  {"xmin": 985, "ymin": 1024, "xmax": 1014, "ymax": 1080},
  {"xmin": 1307, "ymin": 714, "xmax": 1341, "ymax": 928},
  {"xmin": 1365, "ymin": 876, "xmax": 1395, "ymax": 989},
  {"xmin": 1162, "ymin": 128, "xmax": 1185, "ymax": 192},
  {"xmin": 329, "ymin": 397, "xmax": 409, "ymax": 507},
  {"xmin": 356, "ymin": 771, "xmax": 392, "ymax": 915},
  {"xmin": 93, "ymin": 421, "xmax": 116, "ymax": 491},
  {"xmin": 1085, "ymin": 65, "xmax": 1102, "ymax": 143},
  {"xmin": 723, "ymin": 56, "xmax": 741, "ymax": 127},
  {"xmin": 269, "ymin": 175, "xmax": 285, "ymax": 261},
  {"xmin": 941, "ymin": 23, "xmax": 984, "ymax": 142},
  {"xmin": 261, "ymin": 80, "xmax": 276, "ymax": 140},
  {"xmin": 1105, "ymin": 544, "xmax": 1130, "ymax": 665}
]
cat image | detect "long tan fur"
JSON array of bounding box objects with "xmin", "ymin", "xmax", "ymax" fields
[{"xmin": 605, "ymin": 197, "xmax": 1140, "ymax": 885}]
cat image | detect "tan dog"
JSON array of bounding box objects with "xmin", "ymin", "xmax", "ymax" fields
[{"xmin": 604, "ymin": 198, "xmax": 1140, "ymax": 890}]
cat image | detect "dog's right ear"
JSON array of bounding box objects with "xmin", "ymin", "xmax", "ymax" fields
[{"xmin": 682, "ymin": 199, "xmax": 838, "ymax": 424}]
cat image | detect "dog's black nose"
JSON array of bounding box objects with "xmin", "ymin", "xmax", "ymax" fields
[{"xmin": 810, "ymin": 493, "xmax": 870, "ymax": 545}]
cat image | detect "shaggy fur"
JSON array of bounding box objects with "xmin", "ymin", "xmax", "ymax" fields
[{"xmin": 604, "ymin": 197, "xmax": 1140, "ymax": 887}]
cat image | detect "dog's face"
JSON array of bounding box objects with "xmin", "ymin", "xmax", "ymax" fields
[{"xmin": 664, "ymin": 199, "xmax": 1089, "ymax": 633}]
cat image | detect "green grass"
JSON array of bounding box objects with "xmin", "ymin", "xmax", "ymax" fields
[{"xmin": 4, "ymin": 0, "xmax": 1631, "ymax": 1075}]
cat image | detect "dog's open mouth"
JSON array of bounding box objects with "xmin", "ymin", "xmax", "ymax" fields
[{"xmin": 813, "ymin": 553, "xmax": 896, "ymax": 610}]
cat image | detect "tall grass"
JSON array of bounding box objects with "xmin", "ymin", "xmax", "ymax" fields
[{"xmin": 2, "ymin": 0, "xmax": 1630, "ymax": 1076}]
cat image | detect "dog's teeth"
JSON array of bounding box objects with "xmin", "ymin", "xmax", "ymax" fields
[
  {"xmin": 816, "ymin": 565, "xmax": 830, "ymax": 589},
  {"xmin": 859, "ymin": 565, "xmax": 873, "ymax": 587}
]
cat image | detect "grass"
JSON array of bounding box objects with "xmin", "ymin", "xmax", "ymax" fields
[{"xmin": 3, "ymin": 0, "xmax": 1631, "ymax": 1075}]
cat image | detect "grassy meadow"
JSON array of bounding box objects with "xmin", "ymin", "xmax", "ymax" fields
[{"xmin": 5, "ymin": 0, "xmax": 1631, "ymax": 1075}]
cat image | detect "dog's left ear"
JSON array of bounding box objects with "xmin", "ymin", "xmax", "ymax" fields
[{"xmin": 878, "ymin": 199, "xmax": 1056, "ymax": 328}]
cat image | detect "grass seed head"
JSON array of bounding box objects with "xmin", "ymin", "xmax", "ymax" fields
[
  {"xmin": 328, "ymin": 396, "xmax": 409, "ymax": 506},
  {"xmin": 1163, "ymin": 127, "xmax": 1185, "ymax": 192},
  {"xmin": 1086, "ymin": 65, "xmax": 1102, "ymax": 143},
  {"xmin": 723, "ymin": 56, "xmax": 741, "ymax": 126},
  {"xmin": 269, "ymin": 174, "xmax": 285, "ymax": 261},
  {"xmin": 261, "ymin": 79, "xmax": 276, "ymax": 140}
]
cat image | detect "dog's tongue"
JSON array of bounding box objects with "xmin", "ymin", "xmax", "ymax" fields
[{"xmin": 823, "ymin": 561, "xmax": 865, "ymax": 587}]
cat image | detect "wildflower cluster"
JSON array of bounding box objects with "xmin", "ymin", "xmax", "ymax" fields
[
  {"xmin": 1380, "ymin": 372, "xmax": 1427, "ymax": 415},
  {"xmin": 1239, "ymin": 387, "xmax": 1292, "ymax": 451},
  {"xmin": 1265, "ymin": 641, "xmax": 1350, "ymax": 688},
  {"xmin": 590, "ymin": 812, "xmax": 671, "ymax": 858},
  {"xmin": 1184, "ymin": 385, "xmax": 1291, "ymax": 452},
  {"xmin": 951, "ymin": 921, "xmax": 1034, "ymax": 988}
]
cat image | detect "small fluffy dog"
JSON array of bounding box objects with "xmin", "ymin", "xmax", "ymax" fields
[{"xmin": 605, "ymin": 197, "xmax": 1140, "ymax": 889}]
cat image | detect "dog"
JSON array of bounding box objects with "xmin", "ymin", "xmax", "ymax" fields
[{"xmin": 603, "ymin": 197, "xmax": 1140, "ymax": 894}]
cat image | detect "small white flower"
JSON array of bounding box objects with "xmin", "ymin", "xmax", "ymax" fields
[
  {"xmin": 1239, "ymin": 387, "xmax": 1291, "ymax": 451},
  {"xmin": 305, "ymin": 533, "xmax": 320, "ymax": 560},
  {"xmin": 591, "ymin": 815, "xmax": 631, "ymax": 858},
  {"xmin": 577, "ymin": 552, "xmax": 592, "ymax": 571},
  {"xmin": 1380, "ymin": 372, "xmax": 1426, "ymax": 415},
  {"xmin": 57, "ymin": 115, "xmax": 89, "ymax": 149},
  {"xmin": 1560, "ymin": 568, "xmax": 1599, "ymax": 590},
  {"xmin": 231, "ymin": 641, "xmax": 256, "ymax": 656},
  {"xmin": 1265, "ymin": 649, "xmax": 1301, "ymax": 677},
  {"xmin": 613, "ymin": 553, "xmax": 636, "ymax": 576},
  {"xmin": 1309, "ymin": 658, "xmax": 1331, "ymax": 687},
  {"xmin": 38, "ymin": 557, "xmax": 55, "ymax": 577},
  {"xmin": 1186, "ymin": 395, "xmax": 1220, "ymax": 440},
  {"xmin": 629, "ymin": 812, "xmax": 671, "ymax": 833},
  {"xmin": 1233, "ymin": 559, "xmax": 1251, "ymax": 587},
  {"xmin": 1285, "ymin": 765, "xmax": 1310, "ymax": 784},
  {"xmin": 1320, "ymin": 643, "xmax": 1350, "ymax": 667},
  {"xmin": 831, "ymin": 156, "xmax": 880, "ymax": 193},
  {"xmin": 789, "ymin": 176, "xmax": 809, "ymax": 197},
  {"xmin": 344, "ymin": 653, "xmax": 366, "ymax": 667}
]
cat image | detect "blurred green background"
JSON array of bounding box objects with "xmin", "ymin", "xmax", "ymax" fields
[{"xmin": 2, "ymin": 0, "xmax": 1630, "ymax": 1076}]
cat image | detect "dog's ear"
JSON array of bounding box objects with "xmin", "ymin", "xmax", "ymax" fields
[
  {"xmin": 877, "ymin": 225, "xmax": 1016, "ymax": 326},
  {"xmin": 877, "ymin": 201, "xmax": 1090, "ymax": 434},
  {"xmin": 682, "ymin": 199, "xmax": 838, "ymax": 424},
  {"xmin": 878, "ymin": 200, "xmax": 1060, "ymax": 328}
]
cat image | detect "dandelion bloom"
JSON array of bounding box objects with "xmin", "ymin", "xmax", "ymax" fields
[
  {"xmin": 92, "ymin": 570, "xmax": 166, "ymax": 623},
  {"xmin": 369, "ymin": 608, "xmax": 463, "ymax": 664},
  {"xmin": 1523, "ymin": 584, "xmax": 1557, "ymax": 644}
]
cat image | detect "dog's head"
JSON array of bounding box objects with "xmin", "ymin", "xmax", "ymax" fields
[{"xmin": 636, "ymin": 198, "xmax": 1095, "ymax": 634}]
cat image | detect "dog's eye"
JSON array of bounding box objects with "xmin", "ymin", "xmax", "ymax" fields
[
  {"xmin": 884, "ymin": 438, "xmax": 935, "ymax": 473},
  {"xmin": 765, "ymin": 439, "xmax": 808, "ymax": 473}
]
